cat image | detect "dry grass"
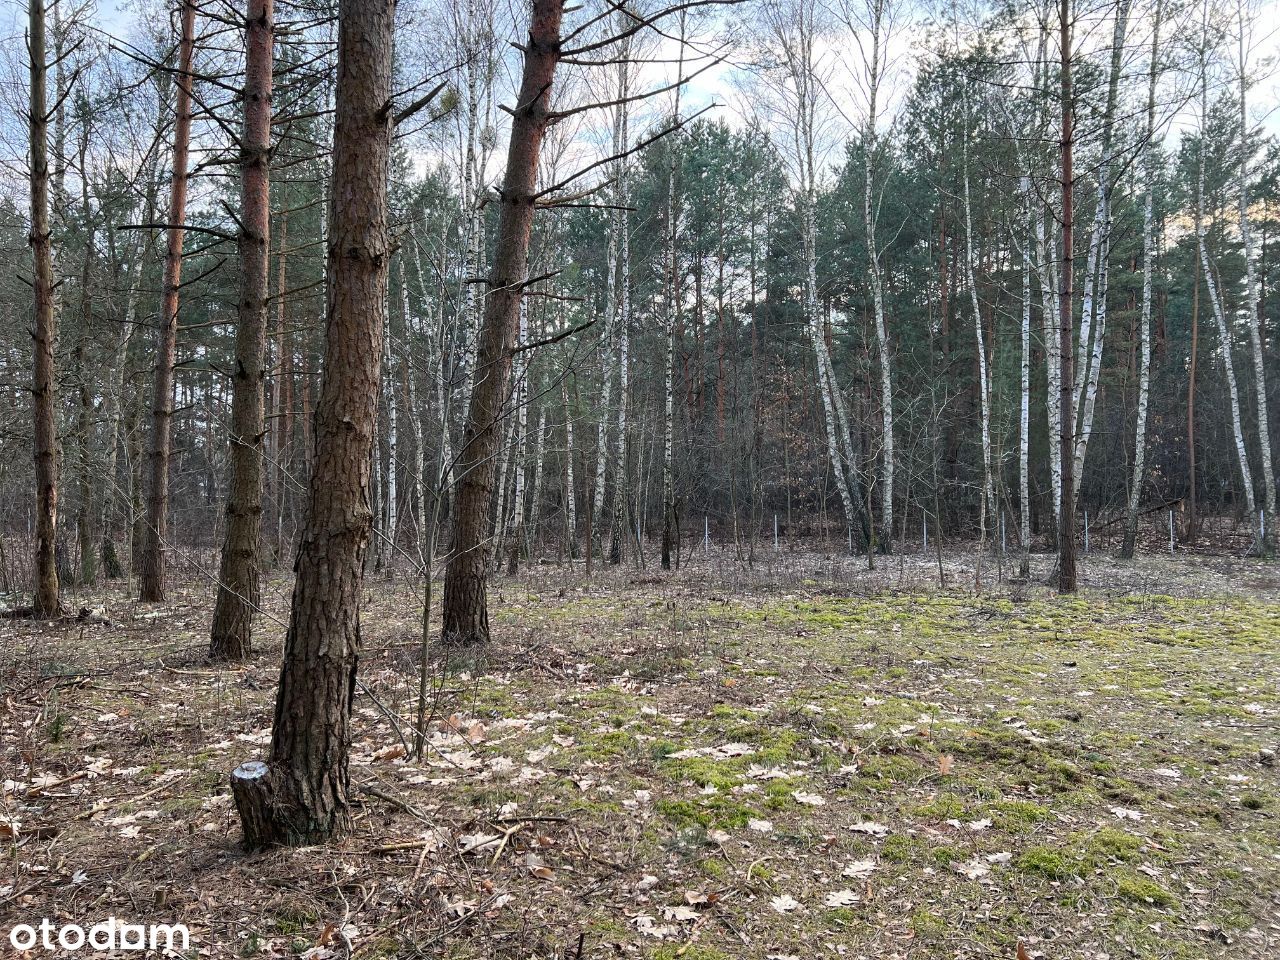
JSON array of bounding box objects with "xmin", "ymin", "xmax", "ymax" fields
[{"xmin": 2, "ymin": 549, "xmax": 1278, "ymax": 959}]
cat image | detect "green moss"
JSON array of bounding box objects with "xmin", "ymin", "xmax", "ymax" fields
[
  {"xmin": 1016, "ymin": 846, "xmax": 1080, "ymax": 880},
  {"xmin": 859, "ymin": 753, "xmax": 923, "ymax": 789},
  {"xmin": 912, "ymin": 794, "xmax": 966, "ymax": 820},
  {"xmin": 910, "ymin": 907, "xmax": 947, "ymax": 938},
  {"xmin": 662, "ymin": 755, "xmax": 742, "ymax": 790},
  {"xmin": 984, "ymin": 799, "xmax": 1051, "ymax": 831},
  {"xmin": 883, "ymin": 834, "xmax": 925, "ymax": 863},
  {"xmin": 700, "ymin": 858, "xmax": 727, "ymax": 879},
  {"xmin": 1113, "ymin": 870, "xmax": 1177, "ymax": 906},
  {"xmin": 1085, "ymin": 828, "xmax": 1143, "ymax": 863},
  {"xmin": 651, "ymin": 946, "xmax": 730, "ymax": 960},
  {"xmin": 655, "ymin": 796, "xmax": 753, "ymax": 830}
]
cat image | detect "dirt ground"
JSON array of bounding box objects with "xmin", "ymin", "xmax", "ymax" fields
[{"xmin": 2, "ymin": 547, "xmax": 1279, "ymax": 959}]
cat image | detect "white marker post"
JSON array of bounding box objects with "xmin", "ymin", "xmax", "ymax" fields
[
  {"xmin": 1000, "ymin": 514, "xmax": 1006, "ymax": 554},
  {"xmin": 704, "ymin": 516, "xmax": 709, "ymax": 555},
  {"xmin": 1169, "ymin": 510, "xmax": 1175, "ymax": 555},
  {"xmin": 1084, "ymin": 512, "xmax": 1089, "ymax": 554},
  {"xmin": 774, "ymin": 514, "xmax": 779, "ymax": 553}
]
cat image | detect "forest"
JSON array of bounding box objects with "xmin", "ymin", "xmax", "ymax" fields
[{"xmin": 1, "ymin": 0, "xmax": 1278, "ymax": 956}]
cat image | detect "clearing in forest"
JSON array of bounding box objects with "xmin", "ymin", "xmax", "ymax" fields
[{"xmin": 2, "ymin": 552, "xmax": 1278, "ymax": 959}]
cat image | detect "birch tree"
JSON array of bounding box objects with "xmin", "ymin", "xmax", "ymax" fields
[
  {"xmin": 1234, "ymin": 0, "xmax": 1275, "ymax": 553},
  {"xmin": 1121, "ymin": 0, "xmax": 1163, "ymax": 559},
  {"xmin": 1195, "ymin": 3, "xmax": 1259, "ymax": 536},
  {"xmin": 1070, "ymin": 0, "xmax": 1131, "ymax": 506},
  {"xmin": 757, "ymin": 0, "xmax": 869, "ymax": 551}
]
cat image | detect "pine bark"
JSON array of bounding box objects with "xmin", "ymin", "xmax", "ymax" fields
[
  {"xmin": 29, "ymin": 0, "xmax": 61, "ymax": 617},
  {"xmin": 211, "ymin": 0, "xmax": 274, "ymax": 661},
  {"xmin": 139, "ymin": 0, "xmax": 196, "ymax": 603},
  {"xmin": 233, "ymin": 0, "xmax": 394, "ymax": 848},
  {"xmin": 441, "ymin": 0, "xmax": 564, "ymax": 646}
]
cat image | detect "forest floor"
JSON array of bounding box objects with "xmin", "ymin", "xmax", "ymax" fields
[{"xmin": 3, "ymin": 548, "xmax": 1279, "ymax": 959}]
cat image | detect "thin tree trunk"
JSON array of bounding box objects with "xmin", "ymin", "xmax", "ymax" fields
[
  {"xmin": 441, "ymin": 0, "xmax": 564, "ymax": 646},
  {"xmin": 28, "ymin": 0, "xmax": 60, "ymax": 616},
  {"xmin": 1196, "ymin": 31, "xmax": 1258, "ymax": 528},
  {"xmin": 1019, "ymin": 176, "xmax": 1032, "ymax": 577},
  {"xmin": 233, "ymin": 0, "xmax": 394, "ymax": 848},
  {"xmin": 562, "ymin": 378, "xmax": 577, "ymax": 559},
  {"xmin": 506, "ymin": 302, "xmax": 531, "ymax": 574},
  {"xmin": 1071, "ymin": 0, "xmax": 1130, "ymax": 506},
  {"xmin": 1122, "ymin": 0, "xmax": 1161, "ymax": 559},
  {"xmin": 1058, "ymin": 0, "xmax": 1078, "ymax": 593},
  {"xmin": 1236, "ymin": 0, "xmax": 1275, "ymax": 552},
  {"xmin": 139, "ymin": 0, "xmax": 196, "ymax": 603},
  {"xmin": 211, "ymin": 0, "xmax": 273, "ymax": 661},
  {"xmin": 609, "ymin": 48, "xmax": 633, "ymax": 567},
  {"xmin": 863, "ymin": 0, "xmax": 894, "ymax": 553},
  {"xmin": 962, "ymin": 86, "xmax": 994, "ymax": 548}
]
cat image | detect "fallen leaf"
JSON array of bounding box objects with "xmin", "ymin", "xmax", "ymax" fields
[
  {"xmin": 770, "ymin": 894, "xmax": 801, "ymax": 913},
  {"xmin": 823, "ymin": 889, "xmax": 860, "ymax": 907},
  {"xmin": 849, "ymin": 821, "xmax": 890, "ymax": 836}
]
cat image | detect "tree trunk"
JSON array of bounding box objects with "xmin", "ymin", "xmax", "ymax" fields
[
  {"xmin": 562, "ymin": 379, "xmax": 577, "ymax": 559},
  {"xmin": 28, "ymin": 0, "xmax": 61, "ymax": 617},
  {"xmin": 139, "ymin": 0, "xmax": 196, "ymax": 603},
  {"xmin": 1071, "ymin": 0, "xmax": 1130, "ymax": 507},
  {"xmin": 1122, "ymin": 0, "xmax": 1161, "ymax": 559},
  {"xmin": 1019, "ymin": 176, "xmax": 1032, "ymax": 577},
  {"xmin": 1195, "ymin": 30, "xmax": 1258, "ymax": 530},
  {"xmin": 233, "ymin": 0, "xmax": 394, "ymax": 849},
  {"xmin": 962, "ymin": 90, "xmax": 994, "ymax": 549},
  {"xmin": 441, "ymin": 0, "xmax": 564, "ymax": 646},
  {"xmin": 211, "ymin": 0, "xmax": 274, "ymax": 661},
  {"xmin": 1235, "ymin": 0, "xmax": 1276, "ymax": 553},
  {"xmin": 1058, "ymin": 0, "xmax": 1078, "ymax": 593},
  {"xmin": 863, "ymin": 0, "xmax": 894, "ymax": 554}
]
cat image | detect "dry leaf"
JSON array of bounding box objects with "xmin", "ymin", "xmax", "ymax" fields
[
  {"xmin": 938, "ymin": 754, "xmax": 954, "ymax": 775},
  {"xmin": 769, "ymin": 894, "xmax": 801, "ymax": 913}
]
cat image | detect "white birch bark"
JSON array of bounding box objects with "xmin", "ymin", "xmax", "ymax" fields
[
  {"xmin": 1071, "ymin": 0, "xmax": 1131, "ymax": 504},
  {"xmin": 1197, "ymin": 33, "xmax": 1258, "ymax": 521},
  {"xmin": 506, "ymin": 299, "xmax": 531, "ymax": 566},
  {"xmin": 384, "ymin": 286, "xmax": 398, "ymax": 558},
  {"xmin": 1019, "ymin": 175, "xmax": 1033, "ymax": 573},
  {"xmin": 962, "ymin": 88, "xmax": 994, "ymax": 545},
  {"xmin": 609, "ymin": 34, "xmax": 633, "ymax": 565},
  {"xmin": 562, "ymin": 378, "xmax": 578, "ymax": 555},
  {"xmin": 1123, "ymin": 0, "xmax": 1162, "ymax": 557},
  {"xmin": 861, "ymin": 0, "xmax": 894, "ymax": 551},
  {"xmin": 1235, "ymin": 0, "xmax": 1276, "ymax": 549},
  {"xmin": 529, "ymin": 406, "xmax": 547, "ymax": 555}
]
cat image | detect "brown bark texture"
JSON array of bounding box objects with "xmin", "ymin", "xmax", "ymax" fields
[
  {"xmin": 211, "ymin": 0, "xmax": 274, "ymax": 661},
  {"xmin": 139, "ymin": 0, "xmax": 196, "ymax": 602},
  {"xmin": 442, "ymin": 0, "xmax": 565, "ymax": 647},
  {"xmin": 29, "ymin": 0, "xmax": 60, "ymax": 617},
  {"xmin": 234, "ymin": 0, "xmax": 394, "ymax": 848}
]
